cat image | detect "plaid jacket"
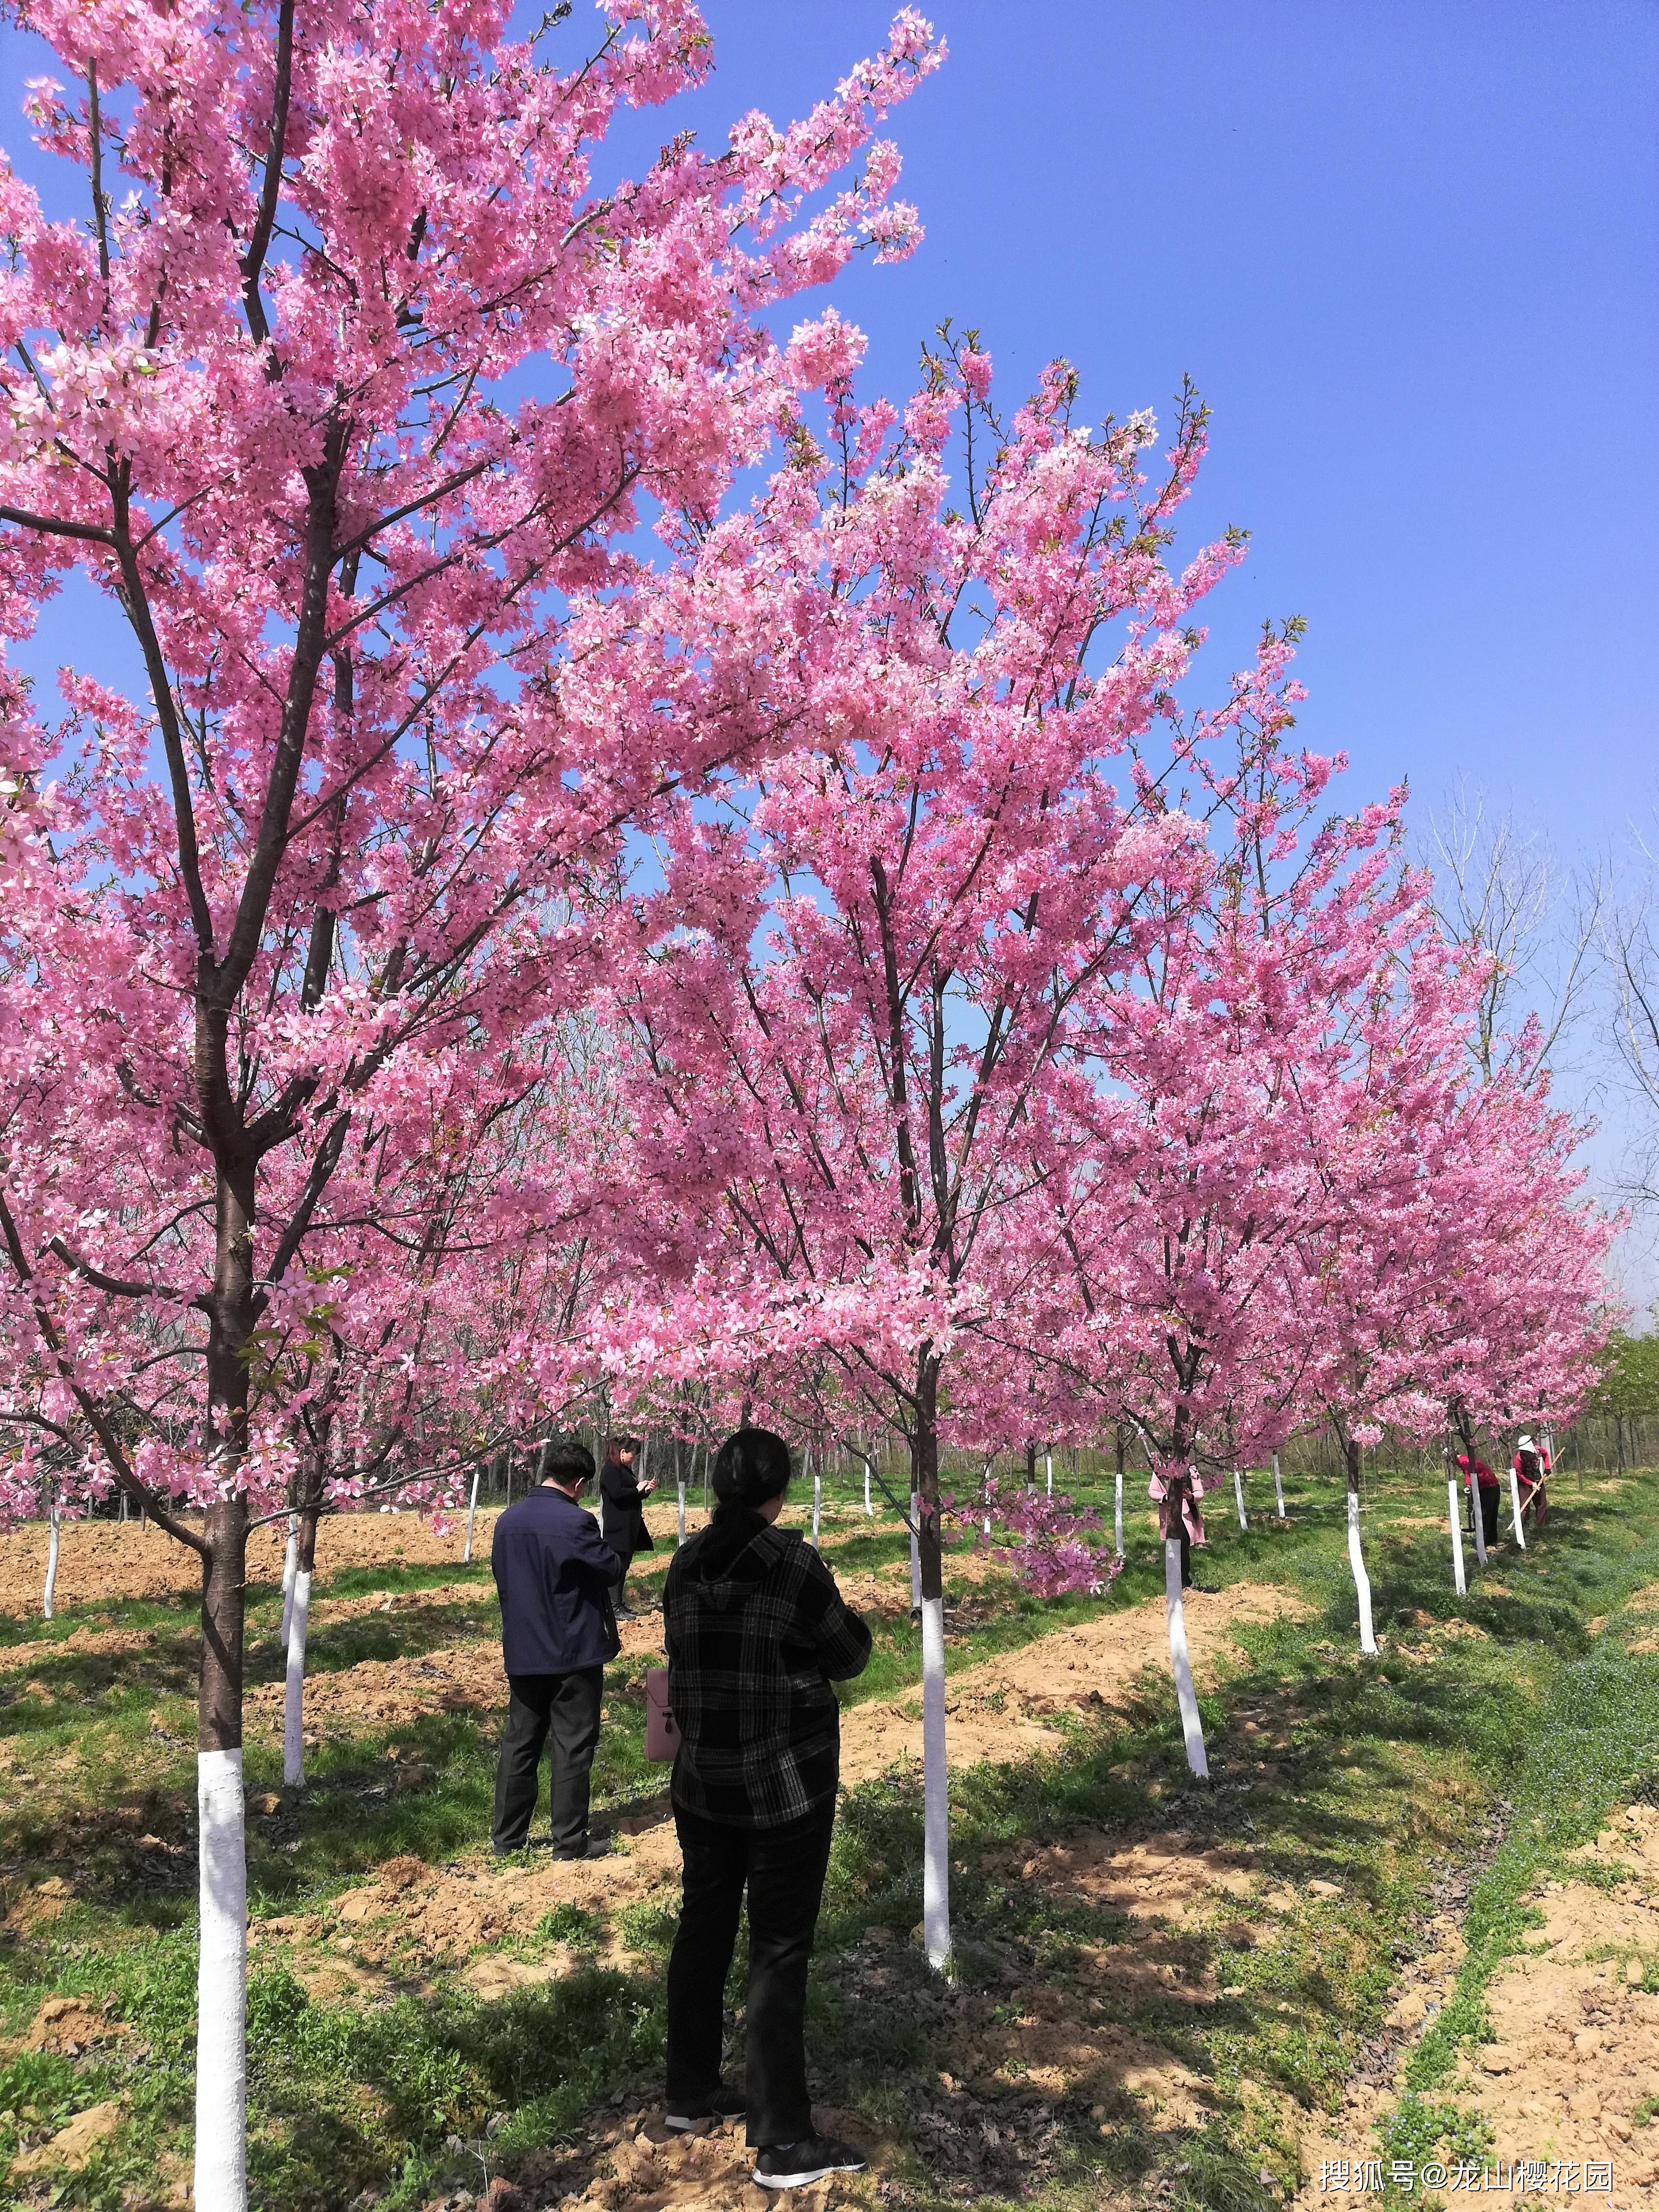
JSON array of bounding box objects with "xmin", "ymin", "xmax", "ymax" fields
[{"xmin": 663, "ymin": 1512, "xmax": 872, "ymax": 1828}]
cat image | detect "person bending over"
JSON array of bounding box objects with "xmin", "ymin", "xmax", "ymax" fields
[
  {"xmin": 661, "ymin": 1426, "xmax": 872, "ymax": 2192},
  {"xmin": 490, "ymin": 1433, "xmax": 620, "ymax": 1860}
]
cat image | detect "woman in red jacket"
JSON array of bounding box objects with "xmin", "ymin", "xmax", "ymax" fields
[{"xmin": 1456, "ymin": 1450, "xmax": 1502, "ymax": 1547}]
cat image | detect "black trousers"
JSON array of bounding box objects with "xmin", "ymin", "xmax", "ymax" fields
[
  {"xmin": 492, "ymin": 1668, "xmax": 603, "ymax": 1854},
  {"xmin": 610, "ymin": 1553, "xmax": 632, "ymax": 1612},
  {"xmin": 666, "ymin": 1802, "xmax": 835, "ymax": 2148}
]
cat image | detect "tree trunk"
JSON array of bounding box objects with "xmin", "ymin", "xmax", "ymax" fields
[
  {"xmin": 1233, "ymin": 1467, "xmax": 1248, "ymax": 1531},
  {"xmin": 195, "ymin": 1160, "xmax": 255, "ymax": 2212},
  {"xmin": 811, "ymin": 1444, "xmax": 822, "ymax": 1551},
  {"xmin": 1164, "ymin": 1537, "xmax": 1208, "ymax": 1777},
  {"xmin": 283, "ymin": 1503, "xmax": 318, "ymax": 1787},
  {"xmin": 1345, "ymin": 1439, "xmax": 1377, "ymax": 1655},
  {"xmin": 1113, "ymin": 1427, "xmax": 1124, "ymax": 1557},
  {"xmin": 195, "ymin": 1492, "xmax": 249, "ymax": 2212},
  {"xmin": 1272, "ymin": 1451, "xmax": 1286, "ymax": 1520},
  {"xmin": 1446, "ymin": 1454, "xmax": 1467, "ymax": 1597},
  {"xmin": 42, "ymin": 1494, "xmax": 59, "ymax": 1620},
  {"xmin": 279, "ymin": 1510, "xmax": 298, "ymax": 1645},
  {"xmin": 1025, "ymin": 1439, "xmax": 1036, "ymax": 1491},
  {"xmin": 913, "ymin": 1352, "xmax": 949, "ymax": 1971},
  {"xmin": 462, "ymin": 1466, "xmax": 481, "ymax": 1564}
]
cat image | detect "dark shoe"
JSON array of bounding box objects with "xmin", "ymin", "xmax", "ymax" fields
[
  {"xmin": 492, "ymin": 1836, "xmax": 546, "ymax": 1856},
  {"xmin": 754, "ymin": 2136, "xmax": 867, "ymax": 2190},
  {"xmin": 550, "ymin": 1835, "xmax": 610, "ymax": 1862},
  {"xmin": 664, "ymin": 2085, "xmax": 745, "ymax": 2132}
]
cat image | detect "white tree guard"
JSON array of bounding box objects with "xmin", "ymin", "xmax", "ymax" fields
[
  {"xmin": 1347, "ymin": 1491, "xmax": 1377, "ymax": 1654},
  {"xmin": 1045, "ymin": 1451, "xmax": 1053, "ymax": 1497},
  {"xmin": 1164, "ymin": 1540, "xmax": 1208, "ymax": 1778},
  {"xmin": 1508, "ymin": 1463, "xmax": 1527, "ymax": 1549},
  {"xmin": 811, "ymin": 1471, "xmax": 822, "ymax": 1550},
  {"xmin": 1467, "ymin": 1462, "xmax": 1489, "ymax": 1566},
  {"xmin": 920, "ymin": 1593, "xmax": 950, "ymax": 1969},
  {"xmin": 1273, "ymin": 1453, "xmax": 1286, "ymax": 1520},
  {"xmin": 278, "ymin": 1515, "xmax": 298, "ymax": 1646},
  {"xmin": 195, "ymin": 1746, "xmax": 248, "ymax": 2212},
  {"xmin": 1447, "ymin": 1476, "xmax": 1467, "ymax": 1596},
  {"xmin": 863, "ymin": 1454, "xmax": 874, "ymax": 1518},
  {"xmin": 42, "ymin": 1501, "xmax": 59, "ymax": 1621},
  {"xmin": 909, "ymin": 1495, "xmax": 921, "ymax": 1612},
  {"xmin": 1114, "ymin": 1466, "xmax": 1125, "ymax": 1559},
  {"xmin": 1233, "ymin": 1468, "xmax": 1248, "ymax": 1532},
  {"xmin": 462, "ymin": 1467, "xmax": 481, "ymax": 1564},
  {"xmin": 676, "ymin": 1479, "xmax": 687, "ymax": 1545},
  {"xmin": 283, "ymin": 1569, "xmax": 312, "ymax": 1787}
]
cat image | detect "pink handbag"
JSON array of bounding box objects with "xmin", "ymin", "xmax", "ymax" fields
[{"xmin": 645, "ymin": 1668, "xmax": 681, "ymax": 1762}]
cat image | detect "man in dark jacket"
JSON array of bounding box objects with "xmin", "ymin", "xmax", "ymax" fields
[
  {"xmin": 661, "ymin": 1426, "xmax": 872, "ymax": 2193},
  {"xmin": 599, "ymin": 1432, "xmax": 656, "ymax": 1618},
  {"xmin": 490, "ymin": 1433, "xmax": 620, "ymax": 1859}
]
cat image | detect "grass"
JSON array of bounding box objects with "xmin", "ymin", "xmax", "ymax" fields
[{"xmin": 3, "ymin": 1465, "xmax": 1659, "ymax": 2207}]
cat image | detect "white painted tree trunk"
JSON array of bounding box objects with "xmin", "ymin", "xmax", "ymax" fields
[
  {"xmin": 676, "ymin": 1479, "xmax": 686, "ymax": 1545},
  {"xmin": 195, "ymin": 1746, "xmax": 248, "ymax": 2212},
  {"xmin": 462, "ymin": 1466, "xmax": 481, "ymax": 1564},
  {"xmin": 1347, "ymin": 1490, "xmax": 1377, "ymax": 1655},
  {"xmin": 1508, "ymin": 1463, "xmax": 1527, "ymax": 1549},
  {"xmin": 282, "ymin": 1570, "xmax": 312, "ymax": 1788},
  {"xmin": 811, "ymin": 1470, "xmax": 821, "ymax": 1550},
  {"xmin": 42, "ymin": 1501, "xmax": 59, "ymax": 1621},
  {"xmin": 909, "ymin": 1494, "xmax": 921, "ymax": 1612},
  {"xmin": 1448, "ymin": 1476, "xmax": 1467, "ymax": 1596},
  {"xmin": 864, "ymin": 1454, "xmax": 874, "ymax": 1518},
  {"xmin": 1233, "ymin": 1468, "xmax": 1248, "ymax": 1531},
  {"xmin": 1467, "ymin": 1463, "xmax": 1489, "ymax": 1566},
  {"xmin": 1114, "ymin": 1466, "xmax": 1124, "ymax": 1559},
  {"xmin": 1273, "ymin": 1453, "xmax": 1286, "ymax": 1519},
  {"xmin": 1045, "ymin": 1451, "xmax": 1053, "ymax": 1497},
  {"xmin": 1164, "ymin": 1539, "xmax": 1208, "ymax": 1778},
  {"xmin": 920, "ymin": 1592, "xmax": 950, "ymax": 1969},
  {"xmin": 278, "ymin": 1514, "xmax": 298, "ymax": 1646}
]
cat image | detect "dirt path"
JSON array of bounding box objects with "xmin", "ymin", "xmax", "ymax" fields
[{"xmin": 1297, "ymin": 1805, "xmax": 1659, "ymax": 2209}]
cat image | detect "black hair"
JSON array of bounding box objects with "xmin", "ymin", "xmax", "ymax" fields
[
  {"xmin": 710, "ymin": 1426, "xmax": 792, "ymax": 1520},
  {"xmin": 607, "ymin": 1433, "xmax": 641, "ymax": 1457},
  {"xmin": 538, "ymin": 1434, "xmax": 596, "ymax": 1489}
]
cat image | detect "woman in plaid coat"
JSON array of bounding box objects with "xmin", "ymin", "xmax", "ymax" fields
[{"xmin": 661, "ymin": 1426, "xmax": 872, "ymax": 2192}]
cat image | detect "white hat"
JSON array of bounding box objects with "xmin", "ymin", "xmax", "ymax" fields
[{"xmin": 1517, "ymin": 1432, "xmax": 1536, "ymax": 1451}]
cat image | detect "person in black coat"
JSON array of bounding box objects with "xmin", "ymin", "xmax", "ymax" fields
[
  {"xmin": 598, "ymin": 1432, "xmax": 656, "ymax": 1618},
  {"xmin": 490, "ymin": 1433, "xmax": 621, "ymax": 1859}
]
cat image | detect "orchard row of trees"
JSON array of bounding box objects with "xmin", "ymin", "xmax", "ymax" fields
[{"xmin": 0, "ymin": 2, "xmax": 1612, "ymax": 2205}]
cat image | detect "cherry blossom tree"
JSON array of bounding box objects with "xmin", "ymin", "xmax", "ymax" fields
[
  {"xmin": 595, "ymin": 327, "xmax": 1264, "ymax": 1964},
  {"xmin": 0, "ymin": 1, "xmax": 940, "ymax": 2199}
]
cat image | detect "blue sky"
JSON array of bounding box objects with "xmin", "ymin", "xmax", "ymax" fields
[{"xmin": 661, "ymin": 0, "xmax": 1657, "ymax": 859}]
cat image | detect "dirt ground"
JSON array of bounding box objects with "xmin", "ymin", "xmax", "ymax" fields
[
  {"xmin": 0, "ymin": 1511, "xmax": 505, "ymax": 1614},
  {"xmin": 0, "ymin": 1495, "xmax": 886, "ymax": 1617},
  {"xmin": 1297, "ymin": 1806, "xmax": 1659, "ymax": 2210},
  {"xmin": 258, "ymin": 1583, "xmax": 1304, "ymax": 2006}
]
